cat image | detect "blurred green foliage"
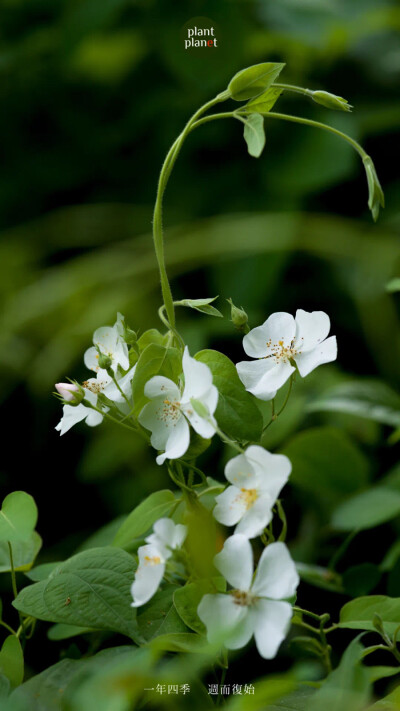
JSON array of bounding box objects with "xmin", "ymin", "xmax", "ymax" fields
[{"xmin": 0, "ymin": 0, "xmax": 400, "ymax": 707}]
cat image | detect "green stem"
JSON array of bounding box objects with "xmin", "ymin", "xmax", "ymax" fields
[
  {"xmin": 215, "ymin": 425, "xmax": 244, "ymax": 454},
  {"xmin": 276, "ymin": 499, "xmax": 287, "ymax": 542},
  {"xmin": 263, "ymin": 374, "xmax": 294, "ymax": 433},
  {"xmin": 244, "ymin": 110, "xmax": 367, "ymax": 158},
  {"xmin": 158, "ymin": 305, "xmax": 185, "ymax": 349},
  {"xmin": 0, "ymin": 619, "xmax": 17, "ymax": 636},
  {"xmin": 152, "ymin": 91, "xmax": 230, "ymax": 329},
  {"xmin": 274, "ymin": 82, "xmax": 312, "ymax": 97},
  {"xmin": 328, "ymin": 529, "xmax": 359, "ymax": 571}
]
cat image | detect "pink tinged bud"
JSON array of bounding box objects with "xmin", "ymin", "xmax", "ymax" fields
[{"xmin": 55, "ymin": 383, "xmax": 81, "ymax": 402}]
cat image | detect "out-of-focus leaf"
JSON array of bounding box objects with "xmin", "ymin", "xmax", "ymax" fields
[
  {"xmin": 339, "ymin": 595, "xmax": 400, "ymax": 635},
  {"xmin": 386, "ymin": 278, "xmax": 400, "ymax": 293},
  {"xmin": 307, "ymin": 636, "xmax": 371, "ymax": 711},
  {"xmin": 296, "ymin": 563, "xmax": 344, "ymax": 593},
  {"xmin": 47, "ymin": 623, "xmax": 97, "ymax": 640},
  {"xmin": 282, "ymin": 426, "xmax": 369, "ymax": 504},
  {"xmin": 307, "ymin": 380, "xmax": 400, "ymax": 428},
  {"xmin": 332, "ymin": 488, "xmax": 400, "ymax": 531},
  {"xmin": 343, "ymin": 563, "xmax": 381, "ymax": 597},
  {"xmin": 26, "ymin": 562, "xmax": 61, "ymax": 582},
  {"xmin": 368, "ymin": 683, "xmax": 400, "ymax": 709},
  {"xmin": 113, "ymin": 490, "xmax": 176, "ymax": 549},
  {"xmin": 226, "ymin": 678, "xmax": 302, "ymax": 710}
]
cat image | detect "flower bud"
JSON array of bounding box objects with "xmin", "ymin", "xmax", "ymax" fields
[
  {"xmin": 96, "ymin": 349, "xmax": 112, "ymax": 370},
  {"xmin": 363, "ymin": 155, "xmax": 385, "ymax": 222},
  {"xmin": 227, "ymin": 298, "xmax": 249, "ymax": 333},
  {"xmin": 55, "ymin": 382, "xmax": 84, "ymax": 405},
  {"xmin": 124, "ymin": 327, "xmax": 137, "ymax": 346},
  {"xmin": 310, "ymin": 90, "xmax": 353, "ymax": 112}
]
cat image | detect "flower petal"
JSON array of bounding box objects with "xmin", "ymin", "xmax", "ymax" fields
[
  {"xmin": 224, "ymin": 451, "xmax": 260, "ymax": 489},
  {"xmin": 295, "ymin": 335, "xmax": 337, "ymax": 378},
  {"xmin": 85, "ymin": 409, "xmax": 104, "ymax": 427},
  {"xmin": 253, "ymin": 599, "xmax": 293, "ymax": 659},
  {"xmin": 225, "ymin": 607, "xmax": 256, "ymax": 650},
  {"xmin": 144, "ymin": 376, "xmax": 181, "ymax": 401},
  {"xmin": 236, "ymin": 358, "xmax": 278, "ymax": 401},
  {"xmin": 147, "ymin": 518, "xmax": 187, "ymax": 553},
  {"xmin": 251, "ymin": 541, "xmax": 299, "ymax": 600},
  {"xmin": 84, "ymin": 346, "xmax": 102, "ymax": 374},
  {"xmin": 243, "ymin": 313, "xmax": 296, "ymax": 358},
  {"xmin": 213, "ymin": 486, "xmax": 248, "ymax": 527},
  {"xmin": 182, "ymin": 398, "xmax": 216, "ymax": 439},
  {"xmin": 156, "ymin": 416, "xmax": 190, "ymax": 465},
  {"xmin": 181, "ymin": 347, "xmax": 213, "ymax": 401},
  {"xmin": 93, "ymin": 325, "xmax": 118, "ymax": 353},
  {"xmin": 130, "ymin": 544, "xmax": 165, "ymax": 607},
  {"xmin": 245, "ymin": 446, "xmax": 291, "ymax": 501},
  {"xmin": 139, "ymin": 398, "xmax": 171, "ymax": 450},
  {"xmin": 197, "ymin": 593, "xmax": 248, "ymax": 644},
  {"xmin": 214, "ymin": 534, "xmax": 253, "ymax": 591},
  {"xmin": 295, "ymin": 309, "xmax": 331, "ymax": 352},
  {"xmin": 234, "ymin": 494, "xmax": 274, "ymax": 538},
  {"xmin": 55, "ymin": 403, "xmax": 90, "ymax": 436},
  {"xmin": 238, "ymin": 359, "xmax": 294, "ymax": 401}
]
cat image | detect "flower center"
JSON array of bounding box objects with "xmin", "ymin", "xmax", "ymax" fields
[
  {"xmin": 231, "ymin": 589, "xmax": 256, "ymax": 606},
  {"xmin": 158, "ymin": 399, "xmax": 182, "ymax": 424},
  {"xmin": 144, "ymin": 555, "xmax": 161, "ymax": 566},
  {"xmin": 266, "ymin": 338, "xmax": 300, "ymax": 363},
  {"xmin": 239, "ymin": 488, "xmax": 258, "ymax": 510},
  {"xmin": 82, "ymin": 379, "xmax": 109, "ymax": 394}
]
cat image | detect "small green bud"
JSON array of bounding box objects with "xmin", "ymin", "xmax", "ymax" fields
[
  {"xmin": 227, "ymin": 298, "xmax": 249, "ymax": 333},
  {"xmin": 310, "ymin": 90, "xmax": 353, "ymax": 112},
  {"xmin": 190, "ymin": 398, "xmax": 209, "ymax": 419},
  {"xmin": 363, "ymin": 155, "xmax": 385, "ymax": 222},
  {"xmin": 124, "ymin": 327, "xmax": 137, "ymax": 346},
  {"xmin": 96, "ymin": 349, "xmax": 112, "ymax": 370}
]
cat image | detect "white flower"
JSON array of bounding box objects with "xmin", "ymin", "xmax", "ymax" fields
[
  {"xmin": 55, "ymin": 383, "xmax": 81, "ymax": 402},
  {"xmin": 83, "ymin": 364, "xmax": 136, "ymax": 404},
  {"xmin": 55, "ymin": 388, "xmax": 105, "ymax": 435},
  {"xmin": 213, "ymin": 446, "xmax": 291, "ymax": 538},
  {"xmin": 236, "ymin": 309, "xmax": 337, "ymax": 401},
  {"xmin": 130, "ymin": 518, "xmax": 187, "ymax": 608},
  {"xmin": 139, "ymin": 346, "xmax": 218, "ymax": 465},
  {"xmin": 84, "ymin": 316, "xmax": 129, "ymax": 376},
  {"xmin": 197, "ymin": 535, "xmax": 299, "ymax": 659}
]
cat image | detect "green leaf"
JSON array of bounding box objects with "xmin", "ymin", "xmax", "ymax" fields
[
  {"xmin": 243, "ymin": 113, "xmax": 266, "ymax": 158},
  {"xmin": 227, "ymin": 678, "xmax": 302, "ymax": 711},
  {"xmin": 131, "ymin": 344, "xmax": 182, "ymax": 415},
  {"xmin": 339, "ymin": 595, "xmax": 400, "ymax": 635},
  {"xmin": 149, "ymin": 632, "xmax": 210, "ymax": 653},
  {"xmin": 137, "ymin": 585, "xmax": 188, "ymax": 641},
  {"xmin": 137, "ymin": 328, "xmax": 168, "ymax": 352},
  {"xmin": 243, "ymin": 86, "xmax": 283, "ymax": 114},
  {"xmin": 0, "ymin": 492, "xmax": 38, "ymax": 543},
  {"xmin": 368, "ymin": 684, "xmax": 400, "ymax": 709},
  {"xmin": 47, "ymin": 623, "xmax": 96, "ymax": 640},
  {"xmin": 176, "ymin": 297, "xmax": 222, "ymax": 318},
  {"xmin": 307, "ymin": 380, "xmax": 400, "ymax": 428},
  {"xmin": 195, "ymin": 349, "xmax": 263, "ymax": 442},
  {"xmin": 307, "ymin": 637, "xmax": 371, "ymax": 711},
  {"xmin": 386, "ymin": 278, "xmax": 400, "ymax": 294},
  {"xmin": 9, "ymin": 647, "xmax": 135, "ymax": 711},
  {"xmin": 296, "ymin": 563, "xmax": 344, "ymax": 594},
  {"xmin": 228, "ymin": 62, "xmax": 285, "ymax": 101},
  {"xmin": 343, "ymin": 563, "xmax": 381, "ymax": 597},
  {"xmin": 26, "ymin": 561, "xmax": 61, "ymax": 582},
  {"xmin": 0, "ymin": 532, "xmax": 42, "ymax": 573},
  {"xmin": 13, "ymin": 547, "xmax": 139, "ymax": 641},
  {"xmin": 332, "ymin": 488, "xmax": 400, "ymax": 531},
  {"xmin": 282, "ymin": 427, "xmax": 369, "ymax": 505},
  {"xmin": 113, "ymin": 490, "xmax": 176, "ymax": 549},
  {"xmin": 0, "ymin": 636, "xmax": 24, "ymax": 689},
  {"xmin": 173, "ymin": 578, "xmax": 226, "ymax": 635},
  {"xmin": 366, "ymin": 666, "xmax": 400, "ymax": 683}
]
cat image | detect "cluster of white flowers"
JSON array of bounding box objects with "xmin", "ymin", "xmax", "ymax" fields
[{"xmin": 55, "ymin": 309, "xmax": 337, "ymax": 659}]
